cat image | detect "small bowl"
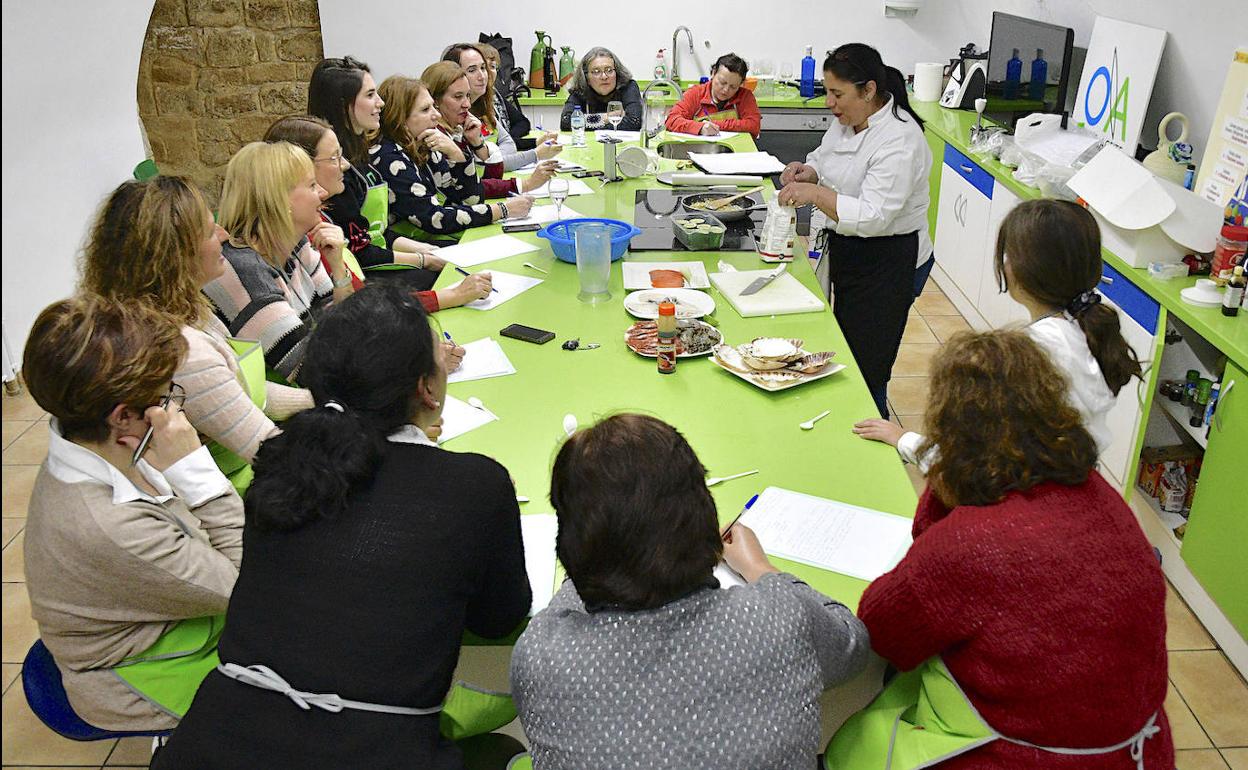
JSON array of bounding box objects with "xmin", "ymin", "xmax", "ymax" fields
[{"xmin": 537, "ymin": 218, "xmax": 642, "ymax": 264}]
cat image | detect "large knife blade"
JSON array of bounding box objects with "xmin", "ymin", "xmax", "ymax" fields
[{"xmin": 739, "ymin": 264, "xmax": 788, "ymax": 296}]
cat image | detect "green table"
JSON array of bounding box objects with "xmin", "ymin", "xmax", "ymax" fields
[{"xmin": 434, "ymin": 131, "xmax": 918, "ymax": 611}]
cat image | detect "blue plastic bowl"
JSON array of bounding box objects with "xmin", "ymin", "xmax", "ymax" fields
[{"xmin": 537, "ymin": 218, "xmax": 642, "ymax": 263}]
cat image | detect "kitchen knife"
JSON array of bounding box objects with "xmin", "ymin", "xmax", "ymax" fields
[{"xmin": 739, "ymin": 264, "xmax": 788, "ymax": 296}]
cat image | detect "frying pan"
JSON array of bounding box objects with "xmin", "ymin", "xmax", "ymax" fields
[{"xmin": 678, "ymin": 191, "xmax": 763, "ymax": 223}]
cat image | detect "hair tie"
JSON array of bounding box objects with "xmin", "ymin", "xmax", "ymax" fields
[
  {"xmin": 1065, "ymin": 290, "xmax": 1102, "ymax": 317},
  {"xmin": 323, "ymin": 400, "xmax": 345, "ymax": 413}
]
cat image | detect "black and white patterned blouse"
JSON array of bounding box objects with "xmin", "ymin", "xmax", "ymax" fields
[{"xmin": 368, "ymin": 138, "xmax": 493, "ymax": 238}]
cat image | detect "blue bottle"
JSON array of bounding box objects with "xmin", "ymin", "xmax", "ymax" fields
[
  {"xmin": 800, "ymin": 45, "xmax": 816, "ymax": 98},
  {"xmin": 1028, "ymin": 48, "xmax": 1047, "ymax": 102},
  {"xmin": 1004, "ymin": 48, "xmax": 1022, "ymax": 100}
]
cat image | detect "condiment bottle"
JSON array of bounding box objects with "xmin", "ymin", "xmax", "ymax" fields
[
  {"xmin": 1222, "ymin": 265, "xmax": 1245, "ymax": 317},
  {"xmin": 656, "ymin": 302, "xmax": 677, "ymax": 374}
]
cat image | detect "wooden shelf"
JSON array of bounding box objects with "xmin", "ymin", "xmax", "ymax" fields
[{"xmin": 1155, "ymin": 394, "xmax": 1210, "ymax": 449}]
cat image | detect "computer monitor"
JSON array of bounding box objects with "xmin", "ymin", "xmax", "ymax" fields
[{"xmin": 986, "ymin": 12, "xmax": 1075, "ymax": 116}]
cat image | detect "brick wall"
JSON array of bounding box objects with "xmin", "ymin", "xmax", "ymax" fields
[{"xmin": 137, "ymin": 0, "xmax": 324, "ymax": 201}]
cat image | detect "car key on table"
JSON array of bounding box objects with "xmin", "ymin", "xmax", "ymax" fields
[{"xmin": 562, "ymin": 338, "xmax": 601, "ymax": 351}]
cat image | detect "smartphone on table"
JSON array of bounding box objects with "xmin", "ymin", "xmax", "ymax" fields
[{"xmin": 500, "ymin": 323, "xmax": 555, "ymax": 344}]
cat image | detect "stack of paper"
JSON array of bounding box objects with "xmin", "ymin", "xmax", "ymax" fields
[
  {"xmin": 437, "ymin": 394, "xmax": 498, "ymax": 444},
  {"xmin": 504, "ymin": 204, "xmax": 586, "ymax": 227},
  {"xmin": 451, "ymin": 270, "xmax": 543, "ymax": 310},
  {"xmin": 524, "ymin": 178, "xmax": 595, "ymax": 198},
  {"xmin": 435, "ymin": 234, "xmax": 539, "ymax": 268},
  {"xmin": 595, "ymin": 129, "xmax": 642, "ymax": 142},
  {"xmin": 446, "ymin": 337, "xmax": 516, "ymax": 383},
  {"xmin": 516, "ymin": 159, "xmax": 586, "ymax": 173},
  {"xmin": 738, "ymin": 487, "xmax": 912, "ymax": 581},
  {"xmin": 690, "ymin": 151, "xmax": 785, "ymax": 175},
  {"xmin": 521, "ymin": 513, "xmax": 559, "ymax": 615}
]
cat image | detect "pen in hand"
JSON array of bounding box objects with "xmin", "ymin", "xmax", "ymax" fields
[
  {"xmin": 455, "ymin": 265, "xmax": 498, "ymax": 293},
  {"xmin": 721, "ymin": 493, "xmax": 759, "ymax": 542}
]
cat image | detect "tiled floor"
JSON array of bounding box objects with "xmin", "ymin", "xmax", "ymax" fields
[{"xmin": 2, "ymin": 282, "xmax": 1246, "ymax": 768}]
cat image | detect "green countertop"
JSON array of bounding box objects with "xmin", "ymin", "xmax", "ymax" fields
[
  {"xmin": 910, "ymin": 99, "xmax": 1248, "ymax": 370},
  {"xmin": 432, "ymin": 130, "xmax": 917, "ymax": 609},
  {"xmin": 518, "ymin": 80, "xmax": 826, "ymax": 110}
]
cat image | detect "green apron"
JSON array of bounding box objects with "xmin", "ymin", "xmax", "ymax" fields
[
  {"xmin": 357, "ymin": 168, "xmax": 390, "ymax": 249},
  {"xmin": 824, "ymin": 658, "xmax": 1161, "ymax": 770},
  {"xmin": 111, "ymin": 615, "xmax": 224, "ymax": 718},
  {"xmin": 205, "ymin": 338, "xmax": 265, "ymax": 495}
]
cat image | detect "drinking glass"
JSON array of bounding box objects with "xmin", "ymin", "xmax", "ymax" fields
[
  {"xmin": 574, "ymin": 222, "xmax": 612, "ymax": 303},
  {"xmin": 779, "ymin": 62, "xmax": 794, "ymax": 95},
  {"xmin": 607, "ymin": 100, "xmax": 624, "ymax": 132},
  {"xmin": 548, "ymin": 178, "xmax": 570, "ymax": 219},
  {"xmin": 755, "ymin": 58, "xmax": 775, "ymax": 98}
]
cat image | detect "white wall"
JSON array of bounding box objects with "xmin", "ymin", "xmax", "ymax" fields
[
  {"xmin": 1, "ymin": 1, "xmax": 155, "ymax": 365},
  {"xmin": 320, "ymin": 0, "xmax": 1243, "ymax": 164}
]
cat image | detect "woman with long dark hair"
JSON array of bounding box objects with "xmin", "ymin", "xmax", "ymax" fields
[
  {"xmin": 777, "ymin": 42, "xmax": 932, "ymax": 419},
  {"xmin": 154, "ymin": 284, "xmax": 531, "ymax": 769}
]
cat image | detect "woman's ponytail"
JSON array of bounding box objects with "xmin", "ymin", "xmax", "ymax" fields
[
  {"xmin": 884, "ymin": 65, "xmax": 924, "ymax": 129},
  {"xmin": 1073, "ymin": 302, "xmax": 1142, "ymax": 396},
  {"xmin": 824, "ymin": 44, "xmax": 924, "ymax": 129}
]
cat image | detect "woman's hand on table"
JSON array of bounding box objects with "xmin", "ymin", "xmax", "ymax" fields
[
  {"xmin": 446, "ymin": 271, "xmax": 493, "ymax": 306},
  {"xmin": 501, "ymin": 194, "xmax": 534, "ymax": 220},
  {"xmin": 421, "ymin": 128, "xmax": 464, "ymax": 163},
  {"xmin": 442, "ymin": 340, "xmax": 466, "ymax": 372},
  {"xmin": 523, "ymin": 160, "xmax": 559, "ymax": 192},
  {"xmin": 722, "ymin": 523, "xmax": 780, "ymax": 583},
  {"xmin": 852, "ymin": 418, "xmax": 906, "ymax": 447},
  {"xmin": 699, "ymin": 121, "xmax": 721, "ymax": 136},
  {"xmin": 779, "ymin": 162, "xmax": 818, "ymax": 186},
  {"xmin": 535, "ymin": 134, "xmax": 563, "ymax": 160},
  {"xmin": 421, "ymin": 250, "xmax": 447, "ymax": 272}
]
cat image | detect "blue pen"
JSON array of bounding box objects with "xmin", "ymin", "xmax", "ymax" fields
[
  {"xmin": 455, "ymin": 265, "xmax": 498, "ymax": 293},
  {"xmin": 443, "ymin": 331, "xmax": 454, "ymax": 344},
  {"xmin": 721, "ymin": 493, "xmax": 759, "ymax": 541}
]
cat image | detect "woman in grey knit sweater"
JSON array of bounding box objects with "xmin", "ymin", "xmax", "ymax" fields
[{"xmin": 511, "ymin": 414, "xmax": 870, "ymax": 770}]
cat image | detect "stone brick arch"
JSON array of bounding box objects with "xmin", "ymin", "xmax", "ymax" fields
[{"xmin": 137, "ymin": 0, "xmax": 324, "ymax": 200}]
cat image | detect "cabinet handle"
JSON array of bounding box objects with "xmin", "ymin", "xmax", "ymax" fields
[
  {"xmin": 1214, "ymin": 379, "xmax": 1236, "ymax": 433},
  {"xmin": 1100, "ymin": 275, "xmax": 1114, "ymax": 285},
  {"xmin": 960, "ymin": 164, "xmax": 973, "ymax": 173}
]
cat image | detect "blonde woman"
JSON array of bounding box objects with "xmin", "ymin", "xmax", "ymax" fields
[
  {"xmin": 204, "ymin": 141, "xmax": 350, "ymax": 384},
  {"xmin": 80, "ymin": 176, "xmax": 313, "ymax": 486}
]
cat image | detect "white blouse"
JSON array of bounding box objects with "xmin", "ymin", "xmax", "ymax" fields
[{"xmin": 806, "ymin": 97, "xmax": 933, "ymax": 266}]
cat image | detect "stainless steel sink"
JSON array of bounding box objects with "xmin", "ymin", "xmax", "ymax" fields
[{"xmin": 655, "ymin": 142, "xmax": 734, "ymax": 159}]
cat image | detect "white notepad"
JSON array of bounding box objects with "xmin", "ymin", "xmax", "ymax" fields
[
  {"xmin": 690, "ymin": 151, "xmax": 785, "ymax": 175},
  {"xmin": 435, "ymin": 234, "xmax": 539, "ymax": 268},
  {"xmin": 436, "ymin": 394, "xmax": 498, "ymax": 444},
  {"xmin": 664, "ymin": 130, "xmax": 741, "ymax": 142},
  {"xmin": 523, "ymin": 178, "xmax": 595, "ymax": 199},
  {"xmin": 504, "ymin": 204, "xmax": 586, "ymax": 227},
  {"xmin": 446, "ymin": 337, "xmax": 516, "ymax": 383},
  {"xmin": 521, "ymin": 513, "xmax": 559, "ymax": 616},
  {"xmin": 450, "ymin": 271, "xmax": 543, "ymax": 311},
  {"xmin": 739, "ymin": 487, "xmax": 912, "ymax": 581}
]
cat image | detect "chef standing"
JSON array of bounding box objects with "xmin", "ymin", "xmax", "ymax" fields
[{"xmin": 778, "ymin": 43, "xmax": 931, "ymax": 419}]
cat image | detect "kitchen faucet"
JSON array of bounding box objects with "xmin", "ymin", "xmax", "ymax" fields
[
  {"xmin": 640, "ymin": 79, "xmax": 683, "ymax": 148},
  {"xmin": 671, "ymin": 26, "xmax": 704, "ymax": 83}
]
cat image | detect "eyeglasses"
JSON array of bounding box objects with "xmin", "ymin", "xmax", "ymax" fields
[
  {"xmin": 130, "ymin": 383, "xmax": 186, "ymax": 466},
  {"xmin": 588, "ymin": 67, "xmax": 616, "ymax": 79},
  {"xmin": 313, "ymin": 151, "xmax": 344, "ymax": 166}
]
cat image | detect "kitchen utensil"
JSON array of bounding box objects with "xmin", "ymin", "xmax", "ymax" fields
[
  {"xmin": 616, "ymin": 146, "xmax": 660, "ymax": 178},
  {"xmin": 574, "ymin": 222, "xmax": 612, "ymax": 303},
  {"xmin": 708, "ymin": 270, "xmax": 825, "ymax": 317},
  {"xmin": 467, "ymin": 397, "xmax": 488, "ymax": 411},
  {"xmin": 562, "ymin": 413, "xmax": 578, "ymax": 437},
  {"xmin": 678, "ymin": 191, "xmax": 763, "ymax": 223},
  {"xmin": 799, "ymin": 410, "xmax": 831, "ymax": 430},
  {"xmin": 705, "ymin": 469, "xmax": 759, "ymax": 487},
  {"xmin": 705, "ymin": 185, "xmax": 766, "ymax": 211},
  {"xmin": 739, "ymin": 263, "xmax": 788, "ymax": 295},
  {"xmin": 522, "ymin": 262, "xmax": 548, "ymax": 274}
]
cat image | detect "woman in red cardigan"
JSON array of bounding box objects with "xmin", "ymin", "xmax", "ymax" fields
[
  {"xmin": 825, "ymin": 329, "xmax": 1173, "ymax": 770},
  {"xmin": 665, "ymin": 53, "xmax": 761, "ymax": 138}
]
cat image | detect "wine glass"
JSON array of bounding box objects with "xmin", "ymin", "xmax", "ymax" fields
[
  {"xmin": 548, "ymin": 178, "xmax": 570, "ymax": 220},
  {"xmin": 606, "ymin": 100, "xmax": 624, "ymax": 132},
  {"xmin": 755, "ymin": 58, "xmax": 775, "ymax": 98},
  {"xmin": 779, "ymin": 62, "xmax": 794, "ymax": 94}
]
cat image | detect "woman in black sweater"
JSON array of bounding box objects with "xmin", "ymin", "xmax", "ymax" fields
[{"xmin": 154, "ymin": 285, "xmax": 531, "ymax": 770}]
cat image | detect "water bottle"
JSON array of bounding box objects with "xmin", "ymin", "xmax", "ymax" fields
[
  {"xmin": 1028, "ymin": 48, "xmax": 1047, "ymax": 102},
  {"xmin": 800, "ymin": 45, "xmax": 816, "ymax": 98},
  {"xmin": 1004, "ymin": 48, "xmax": 1022, "ymax": 100},
  {"xmin": 571, "ymin": 105, "xmax": 586, "ymax": 147}
]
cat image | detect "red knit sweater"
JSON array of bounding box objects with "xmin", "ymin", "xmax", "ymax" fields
[{"xmin": 858, "ymin": 473, "xmax": 1173, "ymax": 769}]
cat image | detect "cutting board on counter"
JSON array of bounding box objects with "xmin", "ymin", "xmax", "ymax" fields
[{"xmin": 709, "ymin": 270, "xmax": 826, "ymax": 318}]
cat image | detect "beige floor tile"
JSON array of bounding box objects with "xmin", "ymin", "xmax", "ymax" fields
[
  {"xmin": 888, "ymin": 377, "xmax": 930, "ymax": 416},
  {"xmin": 908, "ymin": 306, "xmax": 920, "ymax": 317},
  {"xmin": 1, "ymin": 686, "xmax": 117, "ymax": 765},
  {"xmin": 105, "ymin": 735, "xmax": 154, "ymax": 766},
  {"xmin": 901, "ymin": 316, "xmax": 939, "ymax": 344},
  {"xmin": 3, "ymin": 423, "xmax": 49, "ymax": 465},
  {"xmin": 925, "ymin": 314, "xmax": 973, "ymax": 343},
  {"xmin": 2, "ymin": 465, "xmax": 40, "ymax": 519},
  {"xmin": 1170, "ymin": 650, "xmax": 1248, "ymax": 747},
  {"xmin": 3, "ymin": 662, "xmax": 20, "ymax": 694},
  {"xmin": 898, "ymin": 413, "xmax": 927, "ymax": 436},
  {"xmin": 1222, "ymin": 749, "xmax": 1248, "ymax": 770},
  {"xmin": 4, "ymin": 530, "xmax": 25, "ymax": 582},
  {"xmin": 1167, "ymin": 582, "xmax": 1216, "ymax": 651},
  {"xmin": 3, "ymin": 420, "xmax": 35, "ymax": 450},
  {"xmin": 892, "ymin": 344, "xmax": 941, "ymax": 378},
  {"xmin": 2, "ymin": 582, "xmax": 40, "ymax": 664},
  {"xmin": 1, "ymin": 393, "xmax": 45, "ymax": 421},
  {"xmin": 1168, "ymin": 679, "xmax": 1214, "ymax": 749},
  {"xmin": 1176, "ymin": 749, "xmax": 1231, "ymax": 770},
  {"xmin": 922, "ymin": 279, "xmax": 945, "ymax": 295},
  {"xmin": 2, "ymin": 517, "xmax": 23, "ymax": 549},
  {"xmin": 914, "ymin": 292, "xmax": 961, "ymax": 316}
]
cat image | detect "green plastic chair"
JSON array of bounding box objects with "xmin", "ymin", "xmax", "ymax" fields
[{"xmin": 133, "ymin": 159, "xmax": 159, "ymax": 181}]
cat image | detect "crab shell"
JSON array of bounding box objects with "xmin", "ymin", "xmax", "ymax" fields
[
  {"xmin": 786, "ymin": 351, "xmax": 836, "ymax": 374},
  {"xmin": 745, "ymin": 337, "xmax": 804, "ymax": 362}
]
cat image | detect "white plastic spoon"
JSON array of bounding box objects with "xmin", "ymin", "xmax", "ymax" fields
[
  {"xmin": 516, "ymin": 496, "xmax": 530, "ymax": 503},
  {"xmin": 522, "ymin": 262, "xmax": 548, "ymax": 274},
  {"xmin": 705, "ymin": 469, "xmax": 758, "ymax": 487},
  {"xmin": 562, "ymin": 413, "xmax": 577, "ymax": 437},
  {"xmin": 468, "ymin": 397, "xmax": 488, "ymax": 412},
  {"xmin": 799, "ymin": 410, "xmax": 831, "ymax": 430}
]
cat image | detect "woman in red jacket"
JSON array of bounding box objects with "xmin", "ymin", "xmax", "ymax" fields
[
  {"xmin": 825, "ymin": 329, "xmax": 1173, "ymax": 770},
  {"xmin": 665, "ymin": 53, "xmax": 761, "ymax": 138}
]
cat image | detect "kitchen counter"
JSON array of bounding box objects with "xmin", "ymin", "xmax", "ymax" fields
[{"xmin": 517, "ymin": 80, "xmax": 827, "ymax": 109}]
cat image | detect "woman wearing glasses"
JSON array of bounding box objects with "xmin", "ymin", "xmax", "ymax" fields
[
  {"xmin": 560, "ymin": 47, "xmax": 642, "ymax": 131},
  {"xmin": 22, "ymin": 296, "xmax": 242, "ymax": 732}
]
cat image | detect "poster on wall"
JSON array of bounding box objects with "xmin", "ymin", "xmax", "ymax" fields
[
  {"xmin": 1194, "ymin": 48, "xmax": 1248, "ymax": 223},
  {"xmin": 1071, "ymin": 16, "xmax": 1167, "ymax": 154}
]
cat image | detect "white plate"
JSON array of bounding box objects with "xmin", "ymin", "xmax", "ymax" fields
[
  {"xmin": 622, "ymin": 261, "xmax": 711, "ymax": 290},
  {"xmin": 624, "ymin": 288, "xmax": 717, "ymax": 319},
  {"xmin": 709, "ymin": 346, "xmax": 846, "ymax": 391}
]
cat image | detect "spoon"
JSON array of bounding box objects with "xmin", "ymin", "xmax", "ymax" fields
[
  {"xmin": 799, "ymin": 410, "xmax": 831, "ymax": 430},
  {"xmin": 522, "ymin": 262, "xmax": 548, "ymax": 274},
  {"xmin": 468, "ymin": 397, "xmax": 488, "ymax": 412},
  {"xmin": 516, "ymin": 496, "xmax": 530, "ymax": 503},
  {"xmin": 562, "ymin": 413, "xmax": 578, "ymax": 437},
  {"xmin": 706, "ymin": 469, "xmax": 759, "ymax": 487}
]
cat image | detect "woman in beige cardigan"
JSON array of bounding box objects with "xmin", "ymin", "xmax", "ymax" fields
[{"xmin": 80, "ymin": 176, "xmax": 314, "ymax": 488}]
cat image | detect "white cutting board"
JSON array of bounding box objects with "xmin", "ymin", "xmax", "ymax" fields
[{"xmin": 710, "ymin": 270, "xmax": 826, "ymax": 317}]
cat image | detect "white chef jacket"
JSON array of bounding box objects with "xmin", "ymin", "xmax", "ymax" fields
[{"xmin": 805, "ymin": 96, "xmax": 933, "ymax": 266}]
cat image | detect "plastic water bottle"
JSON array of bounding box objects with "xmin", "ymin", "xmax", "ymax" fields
[
  {"xmin": 800, "ymin": 45, "xmax": 816, "ymax": 98},
  {"xmin": 571, "ymin": 105, "xmax": 586, "ymax": 147}
]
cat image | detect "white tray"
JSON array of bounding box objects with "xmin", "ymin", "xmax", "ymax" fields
[{"xmin": 622, "ymin": 261, "xmax": 711, "ymax": 290}]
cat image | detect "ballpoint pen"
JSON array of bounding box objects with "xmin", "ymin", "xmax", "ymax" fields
[
  {"xmin": 455, "ymin": 266, "xmax": 498, "ymax": 293},
  {"xmin": 720, "ymin": 493, "xmax": 759, "ymax": 541}
]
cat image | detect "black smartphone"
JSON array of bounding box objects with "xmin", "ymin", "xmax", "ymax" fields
[
  {"xmin": 572, "ymin": 170, "xmax": 604, "ymax": 178},
  {"xmin": 500, "ymin": 323, "xmax": 555, "ymax": 344},
  {"xmin": 502, "ymin": 222, "xmax": 542, "ymax": 233}
]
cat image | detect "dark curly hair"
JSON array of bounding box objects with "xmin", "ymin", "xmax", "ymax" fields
[{"xmin": 922, "ymin": 329, "xmax": 1098, "ymax": 508}]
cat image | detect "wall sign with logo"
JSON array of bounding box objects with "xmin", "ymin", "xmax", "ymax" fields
[{"xmin": 1071, "ymin": 16, "xmax": 1167, "ymax": 154}]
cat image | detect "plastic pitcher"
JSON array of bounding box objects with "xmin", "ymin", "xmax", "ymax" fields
[{"xmin": 574, "ymin": 223, "xmax": 612, "ymax": 302}]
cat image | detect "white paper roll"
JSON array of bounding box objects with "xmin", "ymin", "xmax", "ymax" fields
[{"xmin": 913, "ymin": 62, "xmax": 944, "ymax": 103}]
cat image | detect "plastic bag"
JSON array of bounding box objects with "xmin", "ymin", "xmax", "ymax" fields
[
  {"xmin": 998, "ymin": 136, "xmax": 1022, "ymax": 168},
  {"xmin": 1035, "ymin": 163, "xmax": 1078, "ymax": 201},
  {"xmin": 757, "ymin": 198, "xmax": 796, "ymax": 261},
  {"xmin": 969, "ymin": 126, "xmax": 1007, "ymax": 159},
  {"xmin": 1012, "ymin": 147, "xmax": 1046, "ymax": 186}
]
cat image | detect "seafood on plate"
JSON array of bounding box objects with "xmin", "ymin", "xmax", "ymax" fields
[
  {"xmin": 625, "ymin": 319, "xmax": 722, "ymax": 358},
  {"xmin": 649, "ymin": 269, "xmax": 686, "ymax": 288},
  {"xmin": 713, "ymin": 337, "xmax": 835, "ymax": 376}
]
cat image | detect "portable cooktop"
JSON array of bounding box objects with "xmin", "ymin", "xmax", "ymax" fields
[{"xmin": 630, "ymin": 189, "xmax": 765, "ymax": 252}]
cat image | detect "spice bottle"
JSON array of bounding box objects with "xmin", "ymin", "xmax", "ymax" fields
[
  {"xmin": 1183, "ymin": 369, "xmax": 1200, "ymax": 406},
  {"xmin": 656, "ymin": 302, "xmax": 677, "ymax": 374},
  {"xmin": 1222, "ymin": 265, "xmax": 1245, "ymax": 317}
]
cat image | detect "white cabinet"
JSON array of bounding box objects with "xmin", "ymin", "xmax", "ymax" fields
[
  {"xmin": 975, "ymin": 184, "xmax": 1030, "ymax": 329},
  {"xmin": 933, "ymin": 145, "xmax": 996, "ymax": 323}
]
